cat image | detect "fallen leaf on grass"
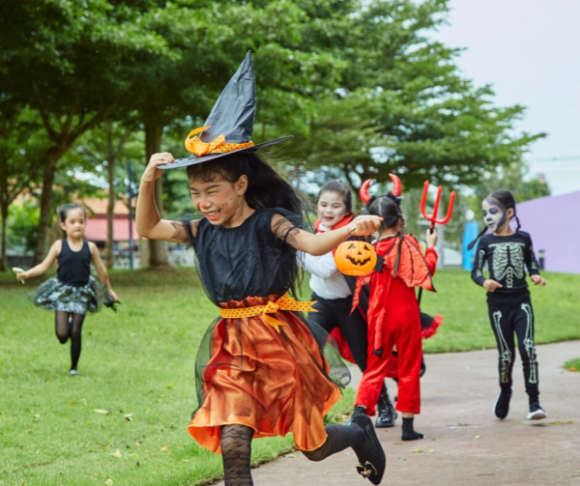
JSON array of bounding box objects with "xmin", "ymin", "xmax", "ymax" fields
[
  {"xmin": 110, "ymin": 450, "xmax": 122, "ymax": 458},
  {"xmin": 124, "ymin": 414, "xmax": 133, "ymax": 422},
  {"xmin": 412, "ymin": 448, "xmax": 434, "ymax": 453},
  {"xmin": 160, "ymin": 445, "xmax": 170, "ymax": 452},
  {"xmin": 135, "ymin": 442, "xmax": 141, "ymax": 448},
  {"xmin": 94, "ymin": 409, "xmax": 109, "ymax": 415},
  {"xmin": 105, "ymin": 480, "xmax": 113, "ymax": 486}
]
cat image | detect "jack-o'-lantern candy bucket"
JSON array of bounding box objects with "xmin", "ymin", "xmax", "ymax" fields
[{"xmin": 334, "ymin": 240, "xmax": 377, "ymax": 276}]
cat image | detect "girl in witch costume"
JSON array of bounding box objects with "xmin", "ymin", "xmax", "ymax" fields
[
  {"xmin": 299, "ymin": 180, "xmax": 396, "ymax": 428},
  {"xmin": 136, "ymin": 53, "xmax": 386, "ymax": 486},
  {"xmin": 469, "ymin": 190, "xmax": 547, "ymax": 421},
  {"xmin": 16, "ymin": 203, "xmax": 118, "ymax": 375},
  {"xmin": 351, "ymin": 180, "xmax": 438, "ymax": 441}
]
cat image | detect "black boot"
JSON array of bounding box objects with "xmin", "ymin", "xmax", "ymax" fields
[
  {"xmin": 494, "ymin": 387, "xmax": 512, "ymax": 420},
  {"xmin": 351, "ymin": 414, "xmax": 387, "ymax": 485},
  {"xmin": 375, "ymin": 385, "xmax": 397, "ymax": 428}
]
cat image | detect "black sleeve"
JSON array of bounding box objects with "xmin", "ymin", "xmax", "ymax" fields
[
  {"xmin": 524, "ymin": 232, "xmax": 541, "ymax": 276},
  {"xmin": 471, "ymin": 239, "xmax": 487, "ymax": 286}
]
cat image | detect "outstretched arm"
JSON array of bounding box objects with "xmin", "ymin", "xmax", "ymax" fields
[
  {"xmin": 136, "ymin": 153, "xmax": 191, "ymax": 243},
  {"xmin": 16, "ymin": 241, "xmax": 60, "ymax": 281},
  {"xmin": 273, "ymin": 214, "xmax": 381, "ymax": 256}
]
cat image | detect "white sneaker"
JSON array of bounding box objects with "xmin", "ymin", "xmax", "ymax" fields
[
  {"xmin": 69, "ymin": 369, "xmax": 80, "ymax": 376},
  {"xmin": 527, "ymin": 403, "xmax": 547, "ymax": 420}
]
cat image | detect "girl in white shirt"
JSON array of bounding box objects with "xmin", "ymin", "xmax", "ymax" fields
[{"xmin": 301, "ymin": 181, "xmax": 397, "ymax": 428}]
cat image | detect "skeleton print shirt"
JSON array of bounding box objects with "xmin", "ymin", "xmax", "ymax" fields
[{"xmin": 471, "ymin": 231, "xmax": 540, "ymax": 301}]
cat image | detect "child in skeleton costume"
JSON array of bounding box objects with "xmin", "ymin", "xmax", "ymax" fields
[
  {"xmin": 469, "ymin": 190, "xmax": 547, "ymax": 421},
  {"xmin": 136, "ymin": 53, "xmax": 386, "ymax": 486},
  {"xmin": 351, "ymin": 178, "xmax": 438, "ymax": 441},
  {"xmin": 299, "ymin": 180, "xmax": 396, "ymax": 428},
  {"xmin": 16, "ymin": 203, "xmax": 118, "ymax": 375}
]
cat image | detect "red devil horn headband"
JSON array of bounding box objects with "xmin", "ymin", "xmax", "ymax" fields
[
  {"xmin": 359, "ymin": 179, "xmax": 373, "ymax": 205},
  {"xmin": 359, "ymin": 174, "xmax": 403, "ymax": 205},
  {"xmin": 389, "ymin": 173, "xmax": 402, "ymax": 197}
]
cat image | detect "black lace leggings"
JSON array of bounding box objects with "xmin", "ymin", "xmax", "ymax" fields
[
  {"xmin": 220, "ymin": 423, "xmax": 364, "ymax": 486},
  {"xmin": 55, "ymin": 311, "xmax": 86, "ymax": 371}
]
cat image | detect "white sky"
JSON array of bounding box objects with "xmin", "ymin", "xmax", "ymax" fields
[{"xmin": 433, "ymin": 0, "xmax": 580, "ymax": 195}]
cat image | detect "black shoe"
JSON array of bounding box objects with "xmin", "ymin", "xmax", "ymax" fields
[
  {"xmin": 527, "ymin": 402, "xmax": 547, "ymax": 420},
  {"xmin": 375, "ymin": 394, "xmax": 397, "ymax": 428},
  {"xmin": 494, "ymin": 388, "xmax": 512, "ymax": 419},
  {"xmin": 351, "ymin": 414, "xmax": 386, "ymax": 485}
]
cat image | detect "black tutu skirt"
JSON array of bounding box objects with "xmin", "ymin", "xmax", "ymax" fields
[{"xmin": 29, "ymin": 276, "xmax": 113, "ymax": 315}]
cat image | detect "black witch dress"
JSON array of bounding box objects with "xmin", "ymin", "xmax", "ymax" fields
[
  {"xmin": 29, "ymin": 239, "xmax": 110, "ymax": 315},
  {"xmin": 184, "ymin": 208, "xmax": 349, "ymax": 454}
]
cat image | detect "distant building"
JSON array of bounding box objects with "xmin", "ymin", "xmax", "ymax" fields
[
  {"xmin": 517, "ymin": 191, "xmax": 580, "ymax": 274},
  {"xmin": 82, "ymin": 198, "xmax": 139, "ymax": 251}
]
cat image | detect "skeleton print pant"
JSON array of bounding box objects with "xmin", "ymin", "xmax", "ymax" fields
[{"xmin": 488, "ymin": 297, "xmax": 540, "ymax": 401}]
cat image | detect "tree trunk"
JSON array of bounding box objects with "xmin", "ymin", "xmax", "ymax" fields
[
  {"xmin": 34, "ymin": 148, "xmax": 61, "ymax": 264},
  {"xmin": 144, "ymin": 123, "xmax": 168, "ymax": 267},
  {"xmin": 106, "ymin": 156, "xmax": 116, "ymax": 269},
  {"xmin": 0, "ymin": 199, "xmax": 7, "ymax": 272},
  {"xmin": 105, "ymin": 128, "xmax": 116, "ymax": 269}
]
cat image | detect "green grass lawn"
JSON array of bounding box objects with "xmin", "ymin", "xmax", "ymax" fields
[{"xmin": 0, "ymin": 267, "xmax": 578, "ymax": 485}]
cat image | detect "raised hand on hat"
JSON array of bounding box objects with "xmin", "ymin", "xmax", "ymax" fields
[{"xmin": 141, "ymin": 152, "xmax": 175, "ymax": 184}]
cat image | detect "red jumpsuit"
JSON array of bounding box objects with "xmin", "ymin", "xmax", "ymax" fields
[{"xmin": 355, "ymin": 237, "xmax": 437, "ymax": 416}]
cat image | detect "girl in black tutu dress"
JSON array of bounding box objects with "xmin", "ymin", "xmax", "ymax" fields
[
  {"xmin": 136, "ymin": 53, "xmax": 386, "ymax": 486},
  {"xmin": 16, "ymin": 203, "xmax": 118, "ymax": 375}
]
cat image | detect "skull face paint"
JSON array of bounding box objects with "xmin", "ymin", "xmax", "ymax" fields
[{"xmin": 482, "ymin": 198, "xmax": 507, "ymax": 232}]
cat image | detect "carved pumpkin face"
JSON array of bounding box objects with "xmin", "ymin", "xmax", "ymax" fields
[{"xmin": 334, "ymin": 240, "xmax": 377, "ymax": 276}]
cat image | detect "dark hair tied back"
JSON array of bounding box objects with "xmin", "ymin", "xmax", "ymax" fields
[{"xmin": 368, "ymin": 196, "xmax": 405, "ymax": 277}]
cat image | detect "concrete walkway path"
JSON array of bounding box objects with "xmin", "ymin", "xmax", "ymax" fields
[{"xmin": 215, "ymin": 341, "xmax": 580, "ymax": 486}]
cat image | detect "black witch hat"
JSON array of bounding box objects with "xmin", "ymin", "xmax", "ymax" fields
[{"xmin": 161, "ymin": 51, "xmax": 292, "ymax": 170}]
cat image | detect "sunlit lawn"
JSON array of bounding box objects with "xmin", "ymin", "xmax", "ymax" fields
[{"xmin": 0, "ymin": 267, "xmax": 578, "ymax": 485}]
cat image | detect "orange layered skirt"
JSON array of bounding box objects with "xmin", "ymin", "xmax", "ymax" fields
[{"xmin": 188, "ymin": 295, "xmax": 347, "ymax": 454}]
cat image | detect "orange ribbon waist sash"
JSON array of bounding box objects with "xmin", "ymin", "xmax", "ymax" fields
[{"xmin": 219, "ymin": 294, "xmax": 317, "ymax": 333}]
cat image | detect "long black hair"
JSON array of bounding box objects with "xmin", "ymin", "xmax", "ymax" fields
[
  {"xmin": 57, "ymin": 203, "xmax": 87, "ymax": 237},
  {"xmin": 318, "ymin": 180, "xmax": 353, "ymax": 214},
  {"xmin": 368, "ymin": 195, "xmax": 405, "ymax": 277},
  {"xmin": 187, "ymin": 151, "xmax": 305, "ymax": 295},
  {"xmin": 467, "ymin": 189, "xmax": 521, "ymax": 250}
]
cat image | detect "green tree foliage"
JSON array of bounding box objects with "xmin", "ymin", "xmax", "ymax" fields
[
  {"xmin": 291, "ymin": 0, "xmax": 544, "ymax": 196},
  {"xmin": 0, "ymin": 0, "xmax": 170, "ymax": 261}
]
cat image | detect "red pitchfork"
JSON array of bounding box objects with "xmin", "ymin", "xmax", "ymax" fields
[{"xmin": 420, "ymin": 180, "xmax": 456, "ymax": 231}]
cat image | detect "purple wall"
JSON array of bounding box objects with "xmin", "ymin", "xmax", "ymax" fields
[{"xmin": 517, "ymin": 191, "xmax": 580, "ymax": 274}]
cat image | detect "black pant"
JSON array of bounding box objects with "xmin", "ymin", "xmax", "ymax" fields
[
  {"xmin": 309, "ymin": 293, "xmax": 369, "ymax": 372},
  {"xmin": 488, "ymin": 297, "xmax": 539, "ymax": 401}
]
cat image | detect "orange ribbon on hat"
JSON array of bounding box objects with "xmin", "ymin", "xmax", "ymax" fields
[
  {"xmin": 184, "ymin": 126, "xmax": 255, "ymax": 157},
  {"xmin": 219, "ymin": 294, "xmax": 317, "ymax": 333}
]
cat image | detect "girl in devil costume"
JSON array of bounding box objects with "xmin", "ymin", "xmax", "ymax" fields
[
  {"xmin": 136, "ymin": 53, "xmax": 386, "ymax": 486},
  {"xmin": 351, "ymin": 179, "xmax": 438, "ymax": 441},
  {"xmin": 300, "ymin": 180, "xmax": 397, "ymax": 428},
  {"xmin": 469, "ymin": 190, "xmax": 547, "ymax": 421}
]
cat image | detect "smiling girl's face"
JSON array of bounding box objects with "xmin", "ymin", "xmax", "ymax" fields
[
  {"xmin": 189, "ymin": 174, "xmax": 248, "ymax": 227},
  {"xmin": 317, "ymin": 190, "xmax": 348, "ymax": 228}
]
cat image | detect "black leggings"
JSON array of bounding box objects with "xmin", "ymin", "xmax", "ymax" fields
[
  {"xmin": 55, "ymin": 311, "xmax": 86, "ymax": 371},
  {"xmin": 488, "ymin": 297, "xmax": 539, "ymax": 400},
  {"xmin": 309, "ymin": 293, "xmax": 368, "ymax": 372},
  {"xmin": 221, "ymin": 422, "xmax": 365, "ymax": 486}
]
